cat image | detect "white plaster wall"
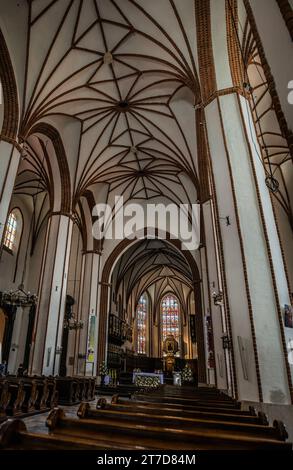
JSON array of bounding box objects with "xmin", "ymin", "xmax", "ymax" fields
[
  {"xmin": 26, "ymin": 221, "xmax": 47, "ymax": 295},
  {"xmin": 249, "ymin": 0, "xmax": 293, "ymax": 132},
  {"xmin": 205, "ymin": 98, "xmax": 259, "ymax": 401},
  {"xmin": 220, "ymin": 93, "xmax": 290, "ymax": 403},
  {"xmin": 199, "ymin": 246, "xmax": 214, "ymax": 382},
  {"xmin": 54, "ymin": 217, "xmax": 73, "ymax": 375},
  {"xmin": 210, "ymin": 0, "xmax": 233, "ymax": 91},
  {"xmin": 203, "ymin": 201, "xmax": 228, "ymax": 390},
  {"xmin": 272, "ymin": 196, "xmax": 293, "ymax": 291},
  {"xmin": 240, "ymin": 100, "xmax": 293, "ymax": 385},
  {"xmin": 0, "ymin": 1, "xmax": 27, "ymax": 117},
  {"xmin": 0, "ymin": 197, "xmax": 30, "ymax": 293},
  {"xmin": 7, "ymin": 306, "xmax": 23, "ymax": 374},
  {"xmin": 43, "ymin": 115, "xmax": 81, "ymax": 194},
  {"xmin": 43, "ymin": 215, "xmax": 73, "ymax": 375},
  {"xmin": 66, "ymin": 224, "xmax": 84, "ymax": 375},
  {"xmin": 0, "ymin": 142, "xmax": 20, "ymax": 241}
]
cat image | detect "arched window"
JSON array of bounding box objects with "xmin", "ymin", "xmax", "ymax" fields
[
  {"xmin": 3, "ymin": 210, "xmax": 18, "ymax": 251},
  {"xmin": 161, "ymin": 294, "xmax": 180, "ymax": 346},
  {"xmin": 136, "ymin": 293, "xmax": 147, "ymax": 355}
]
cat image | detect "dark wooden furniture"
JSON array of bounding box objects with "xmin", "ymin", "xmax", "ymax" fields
[
  {"xmin": 46, "ymin": 407, "xmax": 291, "ymax": 450},
  {"xmin": 0, "ymin": 384, "xmax": 291, "ymax": 451},
  {"xmin": 0, "ymin": 419, "xmax": 134, "ymax": 450}
]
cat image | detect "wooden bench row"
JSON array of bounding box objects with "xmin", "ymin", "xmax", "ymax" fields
[
  {"xmin": 0, "ymin": 375, "xmax": 96, "ymax": 421},
  {"xmin": 0, "ymin": 385, "xmax": 291, "ymax": 451},
  {"xmin": 0, "ymin": 377, "xmax": 58, "ymax": 419},
  {"xmin": 55, "ymin": 376, "xmax": 96, "ymax": 405},
  {"xmin": 87, "ymin": 396, "xmax": 270, "ymax": 425},
  {"xmin": 1, "ymin": 398, "xmax": 290, "ymax": 451},
  {"xmin": 45, "ymin": 405, "xmax": 291, "ymax": 450},
  {"xmin": 0, "ymin": 419, "xmax": 132, "ymax": 450}
]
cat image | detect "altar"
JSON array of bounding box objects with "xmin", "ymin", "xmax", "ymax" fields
[{"xmin": 132, "ymin": 371, "xmax": 164, "ymax": 384}]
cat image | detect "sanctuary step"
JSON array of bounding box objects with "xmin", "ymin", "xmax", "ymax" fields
[{"xmin": 95, "ymin": 384, "xmax": 139, "ymax": 397}]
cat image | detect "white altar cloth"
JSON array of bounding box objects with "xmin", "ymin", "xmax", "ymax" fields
[{"xmin": 132, "ymin": 372, "xmax": 164, "ymax": 384}]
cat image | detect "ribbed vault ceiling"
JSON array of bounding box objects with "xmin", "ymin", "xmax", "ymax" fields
[
  {"xmin": 21, "ymin": 0, "xmax": 200, "ymax": 208},
  {"xmin": 111, "ymin": 239, "xmax": 193, "ymax": 319}
]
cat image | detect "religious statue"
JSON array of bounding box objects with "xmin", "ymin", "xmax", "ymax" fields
[{"xmin": 163, "ymin": 335, "xmax": 179, "ymax": 374}]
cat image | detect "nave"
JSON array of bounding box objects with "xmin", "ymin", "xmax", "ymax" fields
[{"xmin": 0, "ymin": 0, "xmax": 293, "ymax": 457}]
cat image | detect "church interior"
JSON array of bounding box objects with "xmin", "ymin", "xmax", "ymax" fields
[{"xmin": 0, "ymin": 0, "xmax": 293, "ymax": 454}]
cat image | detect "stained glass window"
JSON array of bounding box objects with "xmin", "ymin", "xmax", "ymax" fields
[
  {"xmin": 161, "ymin": 294, "xmax": 180, "ymax": 345},
  {"xmin": 3, "ymin": 211, "xmax": 17, "ymax": 251},
  {"xmin": 136, "ymin": 293, "xmax": 147, "ymax": 355}
]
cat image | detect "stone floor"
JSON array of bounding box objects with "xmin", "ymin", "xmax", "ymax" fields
[{"xmin": 22, "ymin": 397, "xmax": 105, "ymax": 435}]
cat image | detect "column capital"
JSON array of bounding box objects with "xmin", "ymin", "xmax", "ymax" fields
[
  {"xmin": 203, "ymin": 87, "xmax": 248, "ymax": 107},
  {"xmin": 49, "ymin": 211, "xmax": 74, "ymax": 220},
  {"xmin": 82, "ymin": 249, "xmax": 103, "ymax": 256},
  {"xmin": 0, "ymin": 135, "xmax": 21, "ymax": 149},
  {"xmin": 98, "ymin": 281, "xmax": 112, "ymax": 288}
]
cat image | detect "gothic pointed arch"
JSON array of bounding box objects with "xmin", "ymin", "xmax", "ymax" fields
[{"xmin": 0, "ymin": 28, "xmax": 19, "ymax": 141}]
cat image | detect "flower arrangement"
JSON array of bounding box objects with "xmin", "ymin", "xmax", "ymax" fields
[
  {"xmin": 135, "ymin": 375, "xmax": 160, "ymax": 390},
  {"xmin": 181, "ymin": 364, "xmax": 193, "ymax": 383},
  {"xmin": 99, "ymin": 361, "xmax": 108, "ymax": 376}
]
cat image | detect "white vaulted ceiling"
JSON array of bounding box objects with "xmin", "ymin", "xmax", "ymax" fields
[{"xmin": 19, "ymin": 0, "xmax": 201, "ymax": 208}]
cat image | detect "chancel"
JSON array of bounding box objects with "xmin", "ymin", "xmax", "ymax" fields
[{"xmin": 0, "ymin": 0, "xmax": 293, "ymax": 454}]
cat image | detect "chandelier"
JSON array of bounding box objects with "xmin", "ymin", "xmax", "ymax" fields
[
  {"xmin": 64, "ymin": 320, "xmax": 84, "ymax": 330},
  {"xmin": 0, "ymin": 283, "xmax": 37, "ymax": 307},
  {"xmin": 64, "ymin": 315, "xmax": 84, "ymax": 330}
]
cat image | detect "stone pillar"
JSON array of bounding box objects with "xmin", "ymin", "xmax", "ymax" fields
[
  {"xmin": 7, "ymin": 306, "xmax": 24, "ymax": 374},
  {"xmin": 0, "ymin": 141, "xmax": 20, "ymax": 242},
  {"xmin": 195, "ymin": 0, "xmax": 293, "ymax": 403},
  {"xmin": 201, "ymin": 199, "xmax": 232, "ymax": 394},
  {"xmin": 97, "ymin": 282, "xmax": 112, "ymax": 372},
  {"xmin": 205, "ymin": 92, "xmax": 292, "ymax": 403},
  {"xmin": 74, "ymin": 250, "xmax": 101, "ymax": 376},
  {"xmin": 247, "ymin": 0, "xmax": 293, "ymax": 134},
  {"xmin": 29, "ymin": 213, "xmax": 73, "ymax": 376}
]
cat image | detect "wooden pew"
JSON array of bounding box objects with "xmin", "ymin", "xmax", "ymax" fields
[
  {"xmin": 46, "ymin": 376, "xmax": 58, "ymax": 408},
  {"xmin": 0, "ymin": 419, "xmax": 136, "ymax": 450},
  {"xmin": 55, "ymin": 377, "xmax": 79, "ymax": 405},
  {"xmin": 46, "ymin": 407, "xmax": 291, "ymax": 450},
  {"xmin": 133, "ymin": 393, "xmax": 241, "ymax": 409},
  {"xmin": 6, "ymin": 377, "xmax": 38, "ymax": 413},
  {"xmin": 74, "ymin": 377, "xmax": 95, "ymax": 402},
  {"xmin": 77, "ymin": 402, "xmax": 285, "ymax": 442},
  {"xmin": 94, "ymin": 397, "xmax": 268, "ymax": 425},
  {"xmin": 128, "ymin": 398, "xmax": 247, "ymax": 415},
  {"xmin": 0, "ymin": 381, "xmax": 10, "ymax": 422},
  {"xmin": 31, "ymin": 377, "xmax": 49, "ymax": 410},
  {"xmin": 88, "ymin": 377, "xmax": 96, "ymax": 400},
  {"xmin": 4, "ymin": 380, "xmax": 25, "ymax": 416}
]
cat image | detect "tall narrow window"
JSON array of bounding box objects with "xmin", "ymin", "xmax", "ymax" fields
[
  {"xmin": 161, "ymin": 294, "xmax": 180, "ymax": 346},
  {"xmin": 3, "ymin": 211, "xmax": 17, "ymax": 251},
  {"xmin": 136, "ymin": 293, "xmax": 147, "ymax": 354}
]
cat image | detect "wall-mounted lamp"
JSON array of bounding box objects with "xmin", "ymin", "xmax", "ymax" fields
[
  {"xmin": 243, "ymin": 82, "xmax": 253, "ymax": 93},
  {"xmin": 212, "ymin": 291, "xmax": 223, "ymax": 306},
  {"xmin": 219, "ymin": 216, "xmax": 231, "ymax": 226},
  {"xmin": 221, "ymin": 334, "xmax": 232, "ymax": 350}
]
